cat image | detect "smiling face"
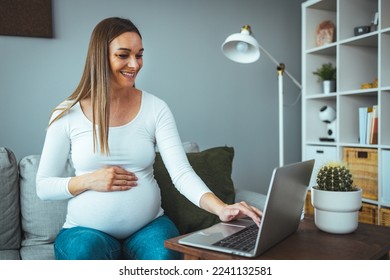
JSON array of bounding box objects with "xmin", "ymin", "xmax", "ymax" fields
[{"xmin": 108, "ymin": 31, "xmax": 144, "ymax": 91}]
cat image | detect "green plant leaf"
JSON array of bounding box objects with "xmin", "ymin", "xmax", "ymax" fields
[{"xmin": 313, "ymin": 63, "xmax": 336, "ymax": 82}]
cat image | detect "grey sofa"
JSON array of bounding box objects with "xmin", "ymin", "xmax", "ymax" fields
[{"xmin": 0, "ymin": 145, "xmax": 266, "ymax": 260}]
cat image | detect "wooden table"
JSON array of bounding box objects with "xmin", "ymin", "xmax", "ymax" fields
[{"xmin": 165, "ymin": 216, "xmax": 390, "ymax": 260}]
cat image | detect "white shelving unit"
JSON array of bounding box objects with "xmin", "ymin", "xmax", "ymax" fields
[{"xmin": 302, "ymin": 0, "xmax": 390, "ymax": 225}]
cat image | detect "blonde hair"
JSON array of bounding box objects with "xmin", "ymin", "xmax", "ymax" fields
[{"xmin": 49, "ymin": 17, "xmax": 142, "ymax": 155}]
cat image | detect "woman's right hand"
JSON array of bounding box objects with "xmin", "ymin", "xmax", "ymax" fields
[{"xmin": 68, "ymin": 166, "xmax": 138, "ymax": 196}]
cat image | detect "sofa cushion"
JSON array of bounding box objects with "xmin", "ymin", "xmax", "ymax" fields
[
  {"xmin": 0, "ymin": 147, "xmax": 21, "ymax": 259},
  {"xmin": 19, "ymin": 155, "xmax": 72, "ymax": 260},
  {"xmin": 154, "ymin": 146, "xmax": 236, "ymax": 234},
  {"xmin": 0, "ymin": 249, "xmax": 20, "ymax": 260}
]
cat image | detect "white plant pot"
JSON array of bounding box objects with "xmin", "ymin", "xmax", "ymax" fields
[
  {"xmin": 311, "ymin": 187, "xmax": 362, "ymax": 234},
  {"xmin": 323, "ymin": 80, "xmax": 336, "ymax": 94}
]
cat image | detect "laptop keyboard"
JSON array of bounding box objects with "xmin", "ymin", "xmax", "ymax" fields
[{"xmin": 212, "ymin": 224, "xmax": 259, "ymax": 252}]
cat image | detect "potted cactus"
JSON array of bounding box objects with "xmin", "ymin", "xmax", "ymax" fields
[{"xmin": 311, "ymin": 162, "xmax": 362, "ymax": 234}]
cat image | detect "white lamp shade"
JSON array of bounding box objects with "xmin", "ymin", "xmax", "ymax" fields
[{"xmin": 221, "ymin": 32, "xmax": 260, "ymax": 64}]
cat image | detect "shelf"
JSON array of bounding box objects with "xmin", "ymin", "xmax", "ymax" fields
[
  {"xmin": 339, "ymin": 32, "xmax": 378, "ymax": 47},
  {"xmin": 381, "ymin": 90, "xmax": 390, "ymax": 145},
  {"xmin": 305, "ymin": 54, "xmax": 337, "ymax": 95},
  {"xmin": 305, "ymin": 141, "xmax": 337, "ymax": 146},
  {"xmin": 381, "ymin": 32, "xmax": 390, "ymax": 87},
  {"xmin": 338, "ymin": 43, "xmax": 378, "ymax": 92},
  {"xmin": 382, "ymin": 0, "xmax": 390, "ymax": 29},
  {"xmin": 338, "ymin": 89, "xmax": 378, "ymax": 96},
  {"xmin": 302, "ymin": 0, "xmax": 389, "ymax": 222},
  {"xmin": 306, "ymin": 93, "xmax": 337, "ymax": 99},
  {"xmin": 305, "ymin": 98, "xmax": 336, "ymax": 142},
  {"xmin": 304, "ymin": 1, "xmax": 337, "ymax": 50},
  {"xmin": 382, "ymin": 27, "xmax": 390, "ymax": 34},
  {"xmin": 305, "ymin": 43, "xmax": 337, "ymax": 55},
  {"xmin": 338, "ymin": 143, "xmax": 379, "ymax": 149},
  {"xmin": 306, "ymin": 0, "xmax": 337, "ymax": 11},
  {"xmin": 338, "ymin": 0, "xmax": 378, "ymax": 41},
  {"xmin": 363, "ymin": 198, "xmax": 379, "ymax": 205}
]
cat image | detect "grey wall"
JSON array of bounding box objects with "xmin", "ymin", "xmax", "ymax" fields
[{"xmin": 0, "ymin": 0, "xmax": 303, "ymax": 195}]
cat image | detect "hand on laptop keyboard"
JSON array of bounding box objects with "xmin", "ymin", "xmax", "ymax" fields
[
  {"xmin": 199, "ymin": 192, "xmax": 263, "ymax": 226},
  {"xmin": 200, "ymin": 193, "xmax": 262, "ymax": 226},
  {"xmin": 219, "ymin": 201, "xmax": 262, "ymax": 226}
]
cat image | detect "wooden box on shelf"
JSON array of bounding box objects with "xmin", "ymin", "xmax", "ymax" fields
[
  {"xmin": 359, "ymin": 203, "xmax": 378, "ymax": 225},
  {"xmin": 343, "ymin": 147, "xmax": 378, "ymax": 200},
  {"xmin": 305, "ymin": 191, "xmax": 314, "ymax": 216},
  {"xmin": 380, "ymin": 207, "xmax": 390, "ymax": 227}
]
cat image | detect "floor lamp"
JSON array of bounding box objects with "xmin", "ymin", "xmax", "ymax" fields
[{"xmin": 221, "ymin": 25, "xmax": 302, "ymax": 167}]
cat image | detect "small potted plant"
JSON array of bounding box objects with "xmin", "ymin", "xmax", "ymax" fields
[
  {"xmin": 313, "ymin": 62, "xmax": 336, "ymax": 94},
  {"xmin": 311, "ymin": 161, "xmax": 362, "ymax": 234}
]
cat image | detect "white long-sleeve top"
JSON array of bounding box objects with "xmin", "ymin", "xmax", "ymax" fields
[{"xmin": 36, "ymin": 91, "xmax": 211, "ymax": 239}]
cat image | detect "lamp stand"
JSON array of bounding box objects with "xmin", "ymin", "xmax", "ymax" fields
[
  {"xmin": 258, "ymin": 44, "xmax": 301, "ymax": 167},
  {"xmin": 277, "ymin": 64, "xmax": 285, "ymax": 167}
]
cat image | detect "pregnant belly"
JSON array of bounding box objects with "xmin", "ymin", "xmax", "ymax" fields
[{"xmin": 65, "ymin": 181, "xmax": 162, "ymax": 239}]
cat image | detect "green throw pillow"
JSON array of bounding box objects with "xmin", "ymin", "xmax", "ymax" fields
[{"xmin": 153, "ymin": 146, "xmax": 235, "ymax": 234}]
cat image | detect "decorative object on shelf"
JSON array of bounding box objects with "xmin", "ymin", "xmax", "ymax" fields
[
  {"xmin": 313, "ymin": 63, "xmax": 336, "ymax": 94},
  {"xmin": 354, "ymin": 25, "xmax": 371, "ymax": 36},
  {"xmin": 360, "ymin": 78, "xmax": 378, "ymax": 89},
  {"xmin": 318, "ymin": 105, "xmax": 336, "ymax": 142},
  {"xmin": 221, "ymin": 25, "xmax": 301, "ymax": 167},
  {"xmin": 352, "ymin": 12, "xmax": 379, "ymax": 35},
  {"xmin": 311, "ymin": 162, "xmax": 362, "ymax": 234},
  {"xmin": 316, "ymin": 20, "xmax": 335, "ymax": 47},
  {"xmin": 370, "ymin": 12, "xmax": 379, "ymax": 32}
]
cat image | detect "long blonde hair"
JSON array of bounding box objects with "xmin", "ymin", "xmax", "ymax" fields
[{"xmin": 50, "ymin": 17, "xmax": 142, "ymax": 155}]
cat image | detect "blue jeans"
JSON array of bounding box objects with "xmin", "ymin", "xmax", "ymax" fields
[{"xmin": 54, "ymin": 215, "xmax": 182, "ymax": 260}]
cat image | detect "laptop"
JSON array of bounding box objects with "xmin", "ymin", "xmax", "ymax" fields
[{"xmin": 178, "ymin": 159, "xmax": 315, "ymax": 258}]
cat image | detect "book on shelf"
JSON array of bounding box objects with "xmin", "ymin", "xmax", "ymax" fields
[
  {"xmin": 359, "ymin": 105, "xmax": 378, "ymax": 145},
  {"xmin": 366, "ymin": 107, "xmax": 372, "ymax": 144},
  {"xmin": 369, "ymin": 105, "xmax": 378, "ymax": 145},
  {"xmin": 359, "ymin": 107, "xmax": 368, "ymax": 144}
]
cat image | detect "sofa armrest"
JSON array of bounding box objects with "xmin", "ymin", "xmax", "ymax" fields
[{"xmin": 234, "ymin": 189, "xmax": 267, "ymax": 211}]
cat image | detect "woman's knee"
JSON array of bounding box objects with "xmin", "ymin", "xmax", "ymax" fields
[
  {"xmin": 54, "ymin": 227, "xmax": 121, "ymax": 260},
  {"xmin": 122, "ymin": 215, "xmax": 182, "ymax": 260}
]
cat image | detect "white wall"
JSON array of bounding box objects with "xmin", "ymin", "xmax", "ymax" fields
[{"xmin": 0, "ymin": 0, "xmax": 303, "ymax": 194}]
